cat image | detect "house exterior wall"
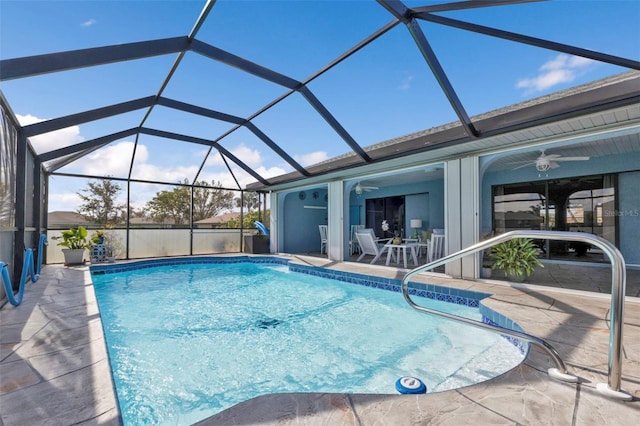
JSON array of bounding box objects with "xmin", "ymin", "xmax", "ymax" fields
[
  {"xmin": 281, "ymin": 188, "xmax": 329, "ymax": 254},
  {"xmin": 618, "ymin": 171, "xmax": 640, "ymax": 264}
]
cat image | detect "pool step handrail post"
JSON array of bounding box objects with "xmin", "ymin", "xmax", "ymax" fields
[{"xmin": 402, "ymin": 230, "xmax": 631, "ymax": 400}]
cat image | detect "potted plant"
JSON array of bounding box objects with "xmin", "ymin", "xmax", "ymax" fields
[
  {"xmin": 89, "ymin": 229, "xmax": 107, "ymax": 263},
  {"xmin": 52, "ymin": 226, "xmax": 92, "ymax": 265},
  {"xmin": 490, "ymin": 238, "xmax": 543, "ymax": 282},
  {"xmin": 89, "ymin": 229, "xmax": 123, "ymax": 263},
  {"xmin": 91, "ymin": 229, "xmax": 106, "ymax": 245},
  {"xmin": 105, "ymin": 244, "xmax": 117, "ymax": 263}
]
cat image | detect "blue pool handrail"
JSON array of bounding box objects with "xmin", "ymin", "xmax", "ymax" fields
[
  {"xmin": 0, "ymin": 234, "xmax": 47, "ymax": 306},
  {"xmin": 254, "ymin": 221, "xmax": 269, "ymax": 236}
]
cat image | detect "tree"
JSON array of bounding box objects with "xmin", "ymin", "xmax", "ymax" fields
[
  {"xmin": 235, "ymin": 191, "xmax": 261, "ymax": 212},
  {"xmin": 129, "ymin": 206, "xmax": 148, "ymax": 220},
  {"xmin": 77, "ymin": 179, "xmax": 125, "ymax": 225},
  {"xmin": 192, "ymin": 180, "xmax": 235, "ymax": 222},
  {"xmin": 145, "ymin": 182, "xmax": 190, "ymax": 224},
  {"xmin": 145, "ymin": 179, "xmax": 235, "ymax": 225},
  {"xmin": 226, "ymin": 210, "xmax": 270, "ymax": 229}
]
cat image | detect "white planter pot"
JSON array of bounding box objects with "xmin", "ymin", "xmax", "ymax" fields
[{"xmin": 62, "ymin": 248, "xmax": 85, "ymax": 265}]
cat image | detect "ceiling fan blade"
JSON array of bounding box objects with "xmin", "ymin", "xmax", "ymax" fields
[
  {"xmin": 549, "ymin": 161, "xmax": 561, "ymax": 169},
  {"xmin": 512, "ymin": 162, "xmax": 534, "ymax": 170},
  {"xmin": 556, "ymin": 156, "xmax": 590, "ymax": 161},
  {"xmin": 544, "ymin": 154, "xmax": 562, "ymax": 160}
]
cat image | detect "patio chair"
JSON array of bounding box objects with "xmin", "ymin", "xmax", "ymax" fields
[
  {"xmin": 428, "ymin": 233, "xmax": 446, "ymax": 262},
  {"xmin": 319, "ymin": 225, "xmax": 328, "ymax": 254},
  {"xmin": 349, "ymin": 224, "xmax": 364, "ymax": 255},
  {"xmin": 355, "ymin": 228, "xmax": 395, "ymax": 264}
]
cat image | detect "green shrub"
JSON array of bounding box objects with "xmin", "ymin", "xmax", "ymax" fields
[
  {"xmin": 490, "ymin": 238, "xmax": 543, "ymax": 280},
  {"xmin": 52, "ymin": 226, "xmax": 92, "ymax": 250}
]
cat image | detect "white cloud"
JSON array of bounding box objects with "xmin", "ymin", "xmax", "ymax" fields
[
  {"xmin": 255, "ymin": 165, "xmax": 287, "ymax": 179},
  {"xmin": 21, "ymin": 114, "xmax": 283, "ymax": 209},
  {"xmin": 17, "ymin": 114, "xmax": 84, "ymax": 153},
  {"xmin": 73, "ymin": 141, "xmax": 139, "ymax": 176},
  {"xmin": 516, "ymin": 54, "xmax": 595, "ymax": 94},
  {"xmin": 295, "ymin": 150, "xmax": 328, "ymax": 167},
  {"xmin": 81, "ymin": 18, "xmax": 96, "ymax": 27},
  {"xmin": 17, "ymin": 114, "xmax": 41, "ymax": 125},
  {"xmin": 199, "ymin": 164, "xmax": 287, "ymax": 190},
  {"xmin": 72, "ymin": 141, "xmax": 202, "ymax": 185},
  {"xmin": 206, "ymin": 144, "xmax": 263, "ymax": 167},
  {"xmin": 131, "ymin": 162, "xmax": 200, "ymax": 183},
  {"xmin": 47, "ymin": 190, "xmax": 82, "ymax": 212},
  {"xmin": 398, "ymin": 75, "xmax": 414, "ymax": 91}
]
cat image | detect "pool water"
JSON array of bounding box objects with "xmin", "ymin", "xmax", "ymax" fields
[{"xmin": 92, "ymin": 262, "xmax": 524, "ymax": 425}]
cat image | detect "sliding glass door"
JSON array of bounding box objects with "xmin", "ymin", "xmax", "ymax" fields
[
  {"xmin": 492, "ymin": 174, "xmax": 616, "ymax": 260},
  {"xmin": 365, "ymin": 196, "xmax": 405, "ymax": 238}
]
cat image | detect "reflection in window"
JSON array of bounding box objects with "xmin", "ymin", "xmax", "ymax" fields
[
  {"xmin": 493, "ymin": 187, "xmax": 546, "ymax": 233},
  {"xmin": 492, "ymin": 174, "xmax": 617, "ymax": 260}
]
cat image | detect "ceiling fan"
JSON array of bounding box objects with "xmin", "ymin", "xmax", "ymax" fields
[
  {"xmin": 353, "ymin": 182, "xmax": 378, "ymax": 196},
  {"xmin": 512, "ymin": 150, "xmax": 590, "ymax": 172}
]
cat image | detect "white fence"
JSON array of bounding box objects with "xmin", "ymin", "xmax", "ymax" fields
[{"xmin": 46, "ymin": 229, "xmax": 257, "ymax": 264}]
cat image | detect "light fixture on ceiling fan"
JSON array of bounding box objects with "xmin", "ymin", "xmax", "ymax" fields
[
  {"xmin": 354, "ymin": 182, "xmax": 378, "ymax": 196},
  {"xmin": 512, "ymin": 150, "xmax": 590, "ymax": 172}
]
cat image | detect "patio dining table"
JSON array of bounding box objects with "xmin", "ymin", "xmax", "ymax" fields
[{"xmin": 384, "ymin": 241, "xmax": 419, "ymax": 269}]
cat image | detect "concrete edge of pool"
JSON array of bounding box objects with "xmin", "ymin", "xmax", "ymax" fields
[{"xmin": 0, "ymin": 254, "xmax": 638, "ymax": 425}]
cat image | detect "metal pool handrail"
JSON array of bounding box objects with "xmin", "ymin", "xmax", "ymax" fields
[{"xmin": 402, "ymin": 230, "xmax": 630, "ymax": 400}]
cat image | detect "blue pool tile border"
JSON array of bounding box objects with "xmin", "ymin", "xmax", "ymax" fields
[
  {"xmin": 288, "ymin": 263, "xmax": 491, "ymax": 309},
  {"xmin": 89, "ymin": 255, "xmax": 288, "ymax": 274},
  {"xmin": 482, "ymin": 317, "xmax": 529, "ymax": 355},
  {"xmin": 90, "ymin": 256, "xmax": 527, "ymax": 351}
]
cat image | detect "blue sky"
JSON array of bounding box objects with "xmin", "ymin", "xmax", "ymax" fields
[{"xmin": 1, "ymin": 0, "xmax": 639, "ymax": 213}]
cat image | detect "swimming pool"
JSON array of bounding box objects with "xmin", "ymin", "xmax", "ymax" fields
[{"xmin": 91, "ymin": 257, "xmax": 526, "ymax": 425}]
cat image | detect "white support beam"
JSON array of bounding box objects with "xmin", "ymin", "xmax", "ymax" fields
[
  {"xmin": 460, "ymin": 156, "xmax": 479, "ymax": 279},
  {"xmin": 327, "ymin": 181, "xmax": 344, "ymax": 261},
  {"xmin": 445, "ymin": 157, "xmax": 480, "ymax": 278},
  {"xmin": 271, "ymin": 191, "xmax": 280, "ymax": 254},
  {"xmin": 444, "ymin": 160, "xmax": 461, "ymax": 277}
]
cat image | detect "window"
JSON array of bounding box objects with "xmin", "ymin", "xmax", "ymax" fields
[{"xmin": 492, "ymin": 174, "xmax": 616, "ymax": 259}]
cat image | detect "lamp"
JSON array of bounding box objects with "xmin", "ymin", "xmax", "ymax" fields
[{"xmin": 410, "ymin": 219, "xmax": 422, "ymax": 239}]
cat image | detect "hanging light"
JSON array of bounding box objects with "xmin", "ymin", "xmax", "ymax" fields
[
  {"xmin": 536, "ymin": 158, "xmax": 551, "ymax": 172},
  {"xmin": 354, "ymin": 183, "xmax": 363, "ymax": 196}
]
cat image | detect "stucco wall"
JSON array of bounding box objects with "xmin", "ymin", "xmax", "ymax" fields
[
  {"xmin": 618, "ymin": 171, "xmax": 640, "ymax": 264},
  {"xmin": 282, "ymin": 188, "xmax": 329, "ymax": 254}
]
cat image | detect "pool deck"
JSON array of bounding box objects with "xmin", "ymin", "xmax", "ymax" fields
[{"xmin": 1, "ymin": 256, "xmax": 638, "ymax": 425}]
